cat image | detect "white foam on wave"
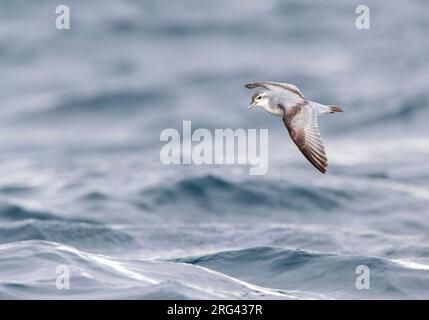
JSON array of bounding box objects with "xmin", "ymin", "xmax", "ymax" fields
[{"xmin": 391, "ymin": 258, "xmax": 429, "ymax": 271}]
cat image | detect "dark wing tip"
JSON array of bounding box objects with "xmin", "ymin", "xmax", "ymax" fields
[
  {"xmin": 310, "ymin": 158, "xmax": 328, "ymax": 174},
  {"xmin": 302, "ymin": 147, "xmax": 328, "ymax": 174},
  {"xmin": 330, "ymin": 106, "xmax": 344, "ymax": 113},
  {"xmin": 244, "ymin": 83, "xmax": 257, "ymax": 89}
]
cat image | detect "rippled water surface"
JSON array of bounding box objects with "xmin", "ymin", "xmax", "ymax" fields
[{"xmin": 0, "ymin": 0, "xmax": 428, "ymax": 299}]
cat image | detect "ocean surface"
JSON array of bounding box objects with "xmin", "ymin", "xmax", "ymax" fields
[{"xmin": 0, "ymin": 0, "xmax": 428, "ymax": 299}]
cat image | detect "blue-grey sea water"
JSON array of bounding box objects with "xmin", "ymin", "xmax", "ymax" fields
[{"xmin": 0, "ymin": 0, "xmax": 428, "ymax": 299}]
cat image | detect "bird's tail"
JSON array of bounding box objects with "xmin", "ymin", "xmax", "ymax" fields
[
  {"xmin": 310, "ymin": 102, "xmax": 344, "ymax": 114},
  {"xmin": 329, "ymin": 105, "xmax": 344, "ymax": 113}
]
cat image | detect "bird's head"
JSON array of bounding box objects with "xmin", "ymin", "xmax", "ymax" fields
[{"xmin": 248, "ymin": 92, "xmax": 270, "ymax": 110}]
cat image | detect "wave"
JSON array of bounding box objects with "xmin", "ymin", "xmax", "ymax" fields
[
  {"xmin": 0, "ymin": 221, "xmax": 135, "ymax": 250},
  {"xmin": 176, "ymin": 246, "xmax": 429, "ymax": 299},
  {"xmin": 0, "ymin": 202, "xmax": 135, "ymax": 250},
  {"xmin": 0, "ymin": 202, "xmax": 95, "ymax": 223},
  {"xmin": 20, "ymin": 87, "xmax": 172, "ymax": 120},
  {"xmin": 0, "ymin": 203, "xmax": 70, "ymax": 222},
  {"xmin": 107, "ymin": 17, "xmax": 253, "ymax": 38},
  {"xmin": 341, "ymin": 93, "xmax": 429, "ymax": 133},
  {"xmin": 139, "ymin": 174, "xmax": 356, "ymax": 216},
  {"xmin": 0, "ymin": 240, "xmax": 325, "ymax": 299}
]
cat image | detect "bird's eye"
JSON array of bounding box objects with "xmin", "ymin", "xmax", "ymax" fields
[{"xmin": 257, "ymin": 96, "xmax": 261, "ymax": 99}]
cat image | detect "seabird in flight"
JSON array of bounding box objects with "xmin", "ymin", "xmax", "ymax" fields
[{"xmin": 245, "ymin": 81, "xmax": 343, "ymax": 174}]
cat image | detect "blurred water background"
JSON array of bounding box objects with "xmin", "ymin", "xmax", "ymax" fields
[{"xmin": 0, "ymin": 0, "xmax": 428, "ymax": 299}]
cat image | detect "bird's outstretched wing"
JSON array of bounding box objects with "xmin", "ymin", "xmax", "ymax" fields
[
  {"xmin": 245, "ymin": 81, "xmax": 305, "ymax": 99},
  {"xmin": 282, "ymin": 101, "xmax": 328, "ymax": 174}
]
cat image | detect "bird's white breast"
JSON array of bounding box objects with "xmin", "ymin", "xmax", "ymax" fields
[{"xmin": 262, "ymin": 104, "xmax": 284, "ymax": 117}]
